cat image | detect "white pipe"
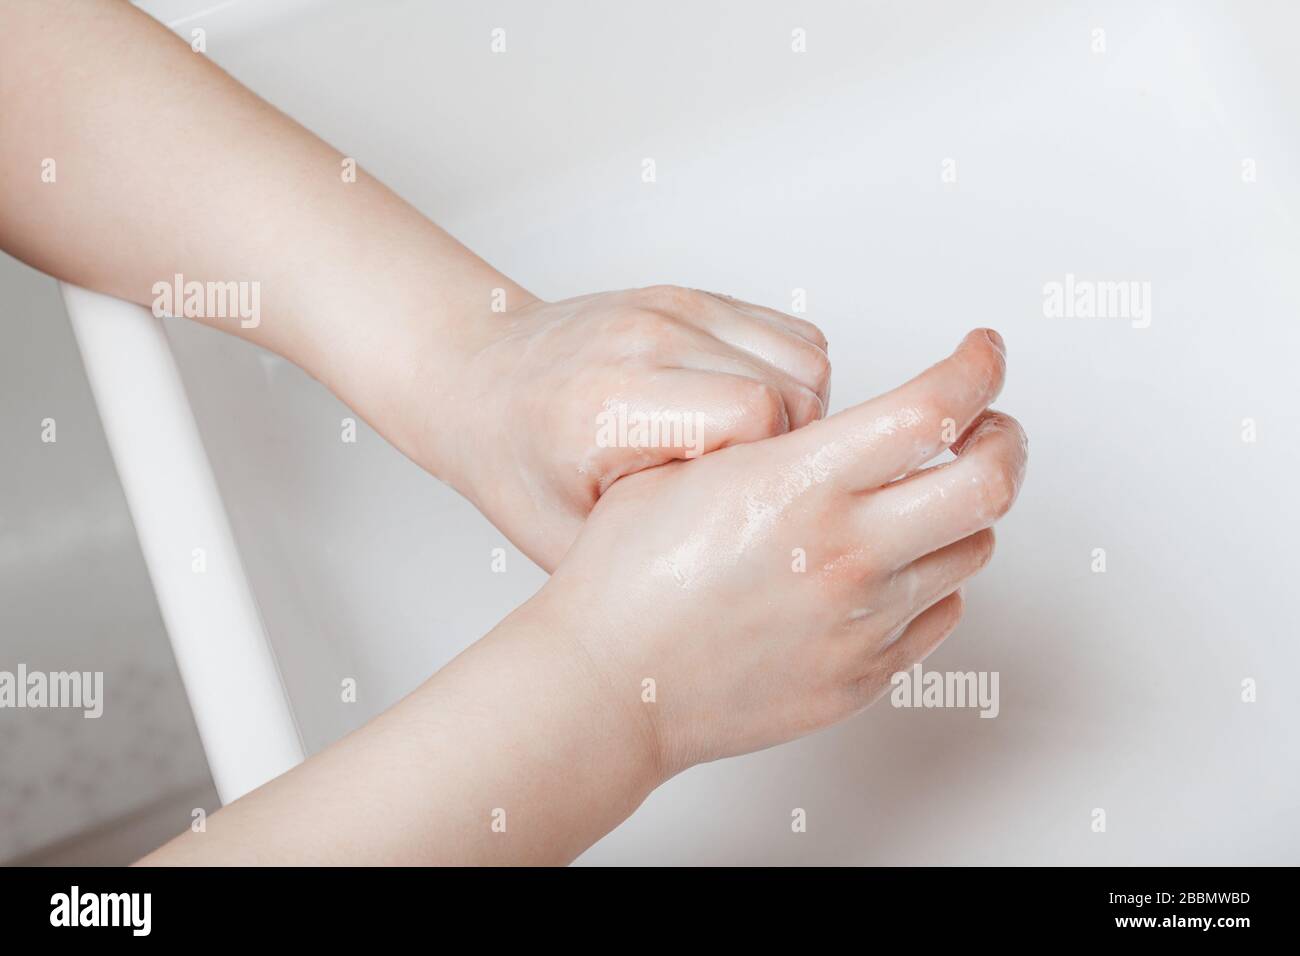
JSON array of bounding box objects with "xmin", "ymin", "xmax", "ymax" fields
[{"xmin": 61, "ymin": 283, "xmax": 305, "ymax": 804}]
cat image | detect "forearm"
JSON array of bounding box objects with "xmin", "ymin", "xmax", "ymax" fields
[
  {"xmin": 0, "ymin": 0, "xmax": 533, "ymax": 479},
  {"xmin": 139, "ymin": 593, "xmax": 661, "ymax": 865}
]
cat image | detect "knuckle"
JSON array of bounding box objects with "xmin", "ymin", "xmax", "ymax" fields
[
  {"xmin": 799, "ymin": 320, "xmax": 829, "ymax": 353},
  {"xmin": 851, "ymin": 552, "xmax": 883, "ymax": 584},
  {"xmin": 741, "ymin": 381, "xmax": 789, "ymax": 435},
  {"xmin": 610, "ymin": 307, "xmax": 672, "ymax": 345},
  {"xmin": 790, "ymin": 384, "xmax": 823, "ymax": 427},
  {"xmin": 640, "ymin": 284, "xmax": 703, "ymax": 314},
  {"xmin": 818, "ymin": 548, "xmax": 875, "ymax": 593},
  {"xmin": 972, "ymin": 528, "xmax": 997, "ymax": 570},
  {"xmin": 801, "ymin": 344, "xmax": 832, "ymax": 394}
]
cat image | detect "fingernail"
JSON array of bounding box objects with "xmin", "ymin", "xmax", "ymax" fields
[{"xmin": 983, "ymin": 328, "xmax": 1006, "ymax": 355}]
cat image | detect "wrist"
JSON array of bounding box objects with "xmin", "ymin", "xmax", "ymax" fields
[
  {"xmin": 265, "ymin": 217, "xmax": 539, "ymax": 490},
  {"xmin": 506, "ymin": 585, "xmax": 670, "ymax": 811}
]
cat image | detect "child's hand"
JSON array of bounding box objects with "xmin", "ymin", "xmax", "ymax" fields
[
  {"xmin": 429, "ymin": 286, "xmax": 831, "ymax": 571},
  {"xmin": 0, "ymin": 4, "xmax": 830, "ymax": 575},
  {"xmin": 2, "ymin": 0, "xmax": 835, "ymax": 576},
  {"xmin": 529, "ymin": 329, "xmax": 1024, "ymax": 778},
  {"xmin": 143, "ymin": 329, "xmax": 1025, "ymax": 866}
]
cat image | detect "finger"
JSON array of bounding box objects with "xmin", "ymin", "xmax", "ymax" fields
[
  {"xmin": 667, "ymin": 290, "xmax": 832, "ymax": 406},
  {"xmin": 695, "ymin": 290, "xmax": 830, "ymax": 353},
  {"xmin": 785, "ymin": 329, "xmax": 1006, "ymax": 492},
  {"xmin": 586, "ymin": 369, "xmax": 799, "ymax": 493},
  {"xmin": 669, "ymin": 326, "xmax": 824, "ymax": 429},
  {"xmin": 853, "ymin": 590, "xmax": 965, "ymax": 707},
  {"xmin": 857, "ymin": 411, "xmax": 1027, "ymax": 568},
  {"xmin": 872, "ymin": 529, "xmax": 994, "ymax": 630},
  {"xmin": 880, "ymin": 589, "xmax": 965, "ymax": 677}
]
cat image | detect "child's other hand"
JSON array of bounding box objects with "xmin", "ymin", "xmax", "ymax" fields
[
  {"xmin": 432, "ymin": 285, "xmax": 831, "ymax": 571},
  {"xmin": 529, "ymin": 329, "xmax": 1024, "ymax": 778}
]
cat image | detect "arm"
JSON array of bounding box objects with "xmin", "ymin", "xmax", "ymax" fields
[
  {"xmin": 140, "ymin": 331, "xmax": 1026, "ymax": 865},
  {"xmin": 0, "ymin": 0, "xmax": 831, "ymax": 570}
]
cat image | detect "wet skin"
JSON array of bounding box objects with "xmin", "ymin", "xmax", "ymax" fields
[{"xmin": 144, "ymin": 329, "xmax": 1026, "ymax": 865}]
